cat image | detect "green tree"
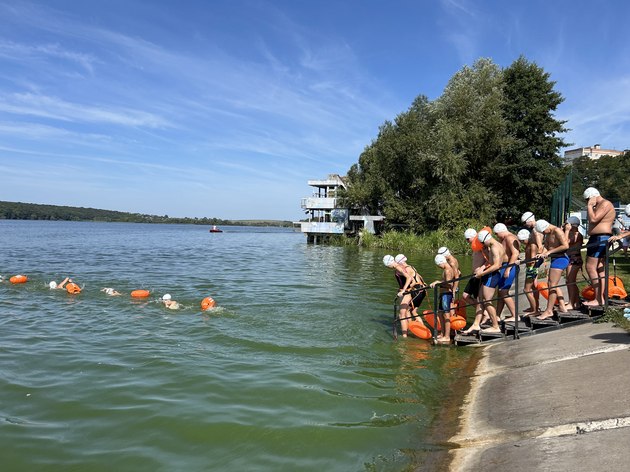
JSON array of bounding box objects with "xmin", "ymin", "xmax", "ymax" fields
[{"xmin": 492, "ymin": 56, "xmax": 568, "ymax": 220}]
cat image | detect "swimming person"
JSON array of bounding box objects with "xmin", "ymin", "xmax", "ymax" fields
[
  {"xmin": 161, "ymin": 293, "xmax": 180, "ymax": 310},
  {"xmin": 583, "ymin": 187, "xmax": 615, "ymax": 307},
  {"xmin": 101, "ymin": 287, "xmax": 122, "ymax": 296},
  {"xmin": 473, "ymin": 229, "xmax": 506, "ymax": 334},
  {"xmin": 493, "ymin": 223, "xmax": 520, "ymax": 322},
  {"xmin": 383, "ymin": 254, "xmax": 425, "ymax": 337},
  {"xmin": 564, "ymin": 216, "xmax": 584, "ymax": 310},
  {"xmin": 430, "ymin": 254, "xmax": 454, "ymax": 343},
  {"xmin": 49, "ymin": 277, "xmax": 71, "ymax": 290},
  {"xmin": 534, "ymin": 219, "xmax": 570, "ymax": 320}
]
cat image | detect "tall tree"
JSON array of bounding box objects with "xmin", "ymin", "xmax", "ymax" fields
[{"xmin": 492, "ymin": 56, "xmax": 568, "ymax": 220}]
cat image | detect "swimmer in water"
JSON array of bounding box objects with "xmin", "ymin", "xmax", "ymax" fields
[
  {"xmin": 49, "ymin": 277, "xmax": 71, "ymax": 290},
  {"xmin": 161, "ymin": 293, "xmax": 180, "ymax": 310},
  {"xmin": 101, "ymin": 287, "xmax": 122, "ymax": 296}
]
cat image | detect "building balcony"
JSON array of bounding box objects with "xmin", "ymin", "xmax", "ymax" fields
[
  {"xmin": 300, "ymin": 197, "xmax": 337, "ymax": 210},
  {"xmin": 296, "ymin": 221, "xmax": 345, "ymax": 234}
]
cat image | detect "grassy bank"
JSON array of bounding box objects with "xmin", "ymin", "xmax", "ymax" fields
[{"xmin": 331, "ymin": 229, "xmax": 471, "ymax": 254}]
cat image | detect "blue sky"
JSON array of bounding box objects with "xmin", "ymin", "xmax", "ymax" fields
[{"xmin": 1, "ymin": 0, "xmax": 629, "ymax": 220}]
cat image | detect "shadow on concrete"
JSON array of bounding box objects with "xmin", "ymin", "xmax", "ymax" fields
[{"xmin": 590, "ymin": 330, "xmax": 630, "ymax": 345}]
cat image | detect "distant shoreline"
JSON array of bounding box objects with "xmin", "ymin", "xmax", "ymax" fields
[{"xmin": 0, "ymin": 200, "xmax": 293, "ymax": 227}]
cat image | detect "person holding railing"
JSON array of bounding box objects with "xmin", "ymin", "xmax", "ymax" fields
[
  {"xmin": 517, "ymin": 228, "xmax": 542, "ymax": 316},
  {"xmin": 564, "ymin": 216, "xmax": 584, "ymax": 310},
  {"xmin": 430, "ymin": 254, "xmax": 455, "ymax": 343},
  {"xmin": 460, "ymin": 228, "xmax": 488, "ymax": 335},
  {"xmin": 534, "ymin": 220, "xmax": 570, "ymax": 320},
  {"xmin": 383, "ymin": 254, "xmax": 425, "ymax": 338},
  {"xmin": 493, "ymin": 223, "xmax": 521, "ymax": 322},
  {"xmin": 583, "ymin": 187, "xmax": 616, "ymax": 307},
  {"xmin": 473, "ymin": 229, "xmax": 506, "ymax": 334}
]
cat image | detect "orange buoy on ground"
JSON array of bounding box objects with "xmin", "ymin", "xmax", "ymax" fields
[
  {"xmin": 201, "ymin": 297, "xmax": 216, "ymax": 310},
  {"xmin": 131, "ymin": 289, "xmax": 150, "ymax": 298},
  {"xmin": 581, "ymin": 285, "xmax": 595, "ymax": 301},
  {"xmin": 450, "ymin": 315, "xmax": 467, "ymax": 331},
  {"xmin": 66, "ymin": 282, "xmax": 81, "ymax": 294},
  {"xmin": 10, "ymin": 275, "xmax": 28, "ymax": 284},
  {"xmin": 408, "ymin": 320, "xmax": 432, "ymax": 339}
]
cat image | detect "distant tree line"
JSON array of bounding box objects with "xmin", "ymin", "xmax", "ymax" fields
[
  {"xmin": 0, "ymin": 201, "xmax": 292, "ymax": 227},
  {"xmin": 339, "ymin": 56, "xmax": 570, "ymax": 233}
]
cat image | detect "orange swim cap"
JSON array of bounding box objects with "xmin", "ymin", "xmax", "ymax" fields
[
  {"xmin": 201, "ymin": 297, "xmax": 216, "ymax": 310},
  {"xmin": 470, "ymin": 238, "xmax": 484, "ymax": 252}
]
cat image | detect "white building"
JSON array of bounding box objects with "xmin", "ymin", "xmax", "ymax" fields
[
  {"xmin": 564, "ymin": 144, "xmax": 623, "ymax": 164},
  {"xmin": 294, "ymin": 174, "xmax": 383, "ymax": 243}
]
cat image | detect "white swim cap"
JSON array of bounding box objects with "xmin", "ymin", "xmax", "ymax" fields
[
  {"xmin": 162, "ymin": 293, "xmax": 172, "ymax": 301},
  {"xmin": 383, "ymin": 255, "xmax": 395, "ymax": 267},
  {"xmin": 437, "ymin": 246, "xmax": 450, "ymax": 257},
  {"xmin": 394, "ymin": 254, "xmax": 407, "ymax": 264},
  {"xmin": 583, "ymin": 187, "xmax": 600, "ymax": 199},
  {"xmin": 567, "ymin": 216, "xmax": 580, "ymax": 226},
  {"xmin": 478, "ymin": 230, "xmax": 491, "ymax": 244},
  {"xmin": 464, "ymin": 228, "xmax": 477, "ymax": 240},
  {"xmin": 625, "ymin": 204, "xmax": 630, "ymax": 216},
  {"xmin": 434, "ymin": 254, "xmax": 447, "ymax": 266},
  {"xmin": 535, "ymin": 219, "xmax": 550, "ymax": 233},
  {"xmin": 49, "ymin": 281, "xmax": 57, "ymax": 289},
  {"xmin": 521, "ymin": 211, "xmax": 535, "ymax": 223},
  {"xmin": 493, "ymin": 223, "xmax": 508, "ymax": 234},
  {"xmin": 517, "ymin": 229, "xmax": 530, "ymax": 241}
]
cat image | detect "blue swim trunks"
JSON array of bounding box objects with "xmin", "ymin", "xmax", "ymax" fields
[
  {"xmin": 498, "ymin": 263, "xmax": 517, "ymax": 291},
  {"xmin": 439, "ymin": 292, "xmax": 453, "ymax": 312},
  {"xmin": 550, "ymin": 254, "xmax": 570, "ymax": 270},
  {"xmin": 482, "ymin": 270, "xmax": 501, "ymax": 288},
  {"xmin": 586, "ymin": 234, "xmax": 611, "ymax": 259}
]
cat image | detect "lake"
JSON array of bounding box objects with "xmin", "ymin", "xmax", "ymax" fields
[{"xmin": 0, "ymin": 220, "xmax": 475, "ymax": 471}]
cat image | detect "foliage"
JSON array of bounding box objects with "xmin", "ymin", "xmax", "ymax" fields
[
  {"xmin": 570, "ymin": 151, "xmax": 630, "ymax": 204},
  {"xmin": 0, "ymin": 201, "xmax": 292, "ymax": 227},
  {"xmin": 333, "ymin": 229, "xmax": 471, "ymax": 255},
  {"xmin": 594, "ymin": 307, "xmax": 630, "ymax": 332},
  {"xmin": 342, "ymin": 56, "xmax": 569, "ymax": 232}
]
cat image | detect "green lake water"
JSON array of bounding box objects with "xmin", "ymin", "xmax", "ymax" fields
[{"xmin": 0, "ymin": 220, "xmax": 475, "ymax": 471}]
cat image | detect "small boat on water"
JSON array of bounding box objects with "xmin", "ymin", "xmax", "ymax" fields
[{"xmin": 209, "ymin": 225, "xmax": 223, "ymax": 233}]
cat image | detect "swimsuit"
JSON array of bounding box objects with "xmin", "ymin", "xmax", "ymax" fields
[
  {"xmin": 550, "ymin": 253, "xmax": 570, "ymax": 270},
  {"xmin": 525, "ymin": 258, "xmax": 544, "ymax": 280},
  {"xmin": 395, "ymin": 267, "xmax": 426, "ymax": 309},
  {"xmin": 568, "ymin": 251, "xmax": 583, "ymax": 267},
  {"xmin": 482, "ymin": 270, "xmax": 501, "ymax": 288},
  {"xmin": 463, "ymin": 276, "xmax": 481, "ymax": 298},
  {"xmin": 439, "ymin": 292, "xmax": 454, "ymax": 312},
  {"xmin": 586, "ymin": 233, "xmax": 611, "ymax": 258},
  {"xmin": 498, "ymin": 262, "xmax": 517, "ymax": 291}
]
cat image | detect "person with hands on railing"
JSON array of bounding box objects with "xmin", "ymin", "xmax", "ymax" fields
[
  {"xmin": 383, "ymin": 254, "xmax": 425, "ymax": 338},
  {"xmin": 564, "ymin": 216, "xmax": 584, "ymax": 310},
  {"xmin": 430, "ymin": 254, "xmax": 455, "ymax": 344},
  {"xmin": 472, "ymin": 230, "xmax": 506, "ymax": 334},
  {"xmin": 534, "ymin": 219, "xmax": 570, "ymax": 320}
]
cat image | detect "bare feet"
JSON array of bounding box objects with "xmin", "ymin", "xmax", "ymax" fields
[
  {"xmin": 480, "ymin": 326, "xmax": 501, "ymax": 333},
  {"xmin": 461, "ymin": 325, "xmax": 480, "ymax": 335},
  {"xmin": 583, "ymin": 300, "xmax": 600, "ymax": 307},
  {"xmin": 535, "ymin": 312, "xmax": 554, "ymax": 320}
]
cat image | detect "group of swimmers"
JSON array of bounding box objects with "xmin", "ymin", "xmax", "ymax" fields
[
  {"xmin": 384, "ymin": 186, "xmax": 629, "ymax": 342},
  {"xmin": 1, "ymin": 274, "xmax": 216, "ymax": 312}
]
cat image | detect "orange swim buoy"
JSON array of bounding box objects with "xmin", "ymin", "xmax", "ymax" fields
[
  {"xmin": 65, "ymin": 282, "xmax": 81, "ymax": 294},
  {"xmin": 201, "ymin": 297, "xmax": 216, "ymax": 310},
  {"xmin": 450, "ymin": 315, "xmax": 467, "ymax": 331},
  {"xmin": 454, "ymin": 299, "xmax": 467, "ymax": 318},
  {"xmin": 131, "ymin": 289, "xmax": 150, "ymax": 298},
  {"xmin": 408, "ymin": 320, "xmax": 432, "ymax": 339},
  {"xmin": 9, "ymin": 275, "xmax": 28, "ymax": 284},
  {"xmin": 536, "ymin": 280, "xmax": 550, "ymax": 300},
  {"xmin": 581, "ymin": 285, "xmax": 595, "ymax": 301},
  {"xmin": 422, "ymin": 309, "xmax": 442, "ymax": 330},
  {"xmin": 470, "ymin": 237, "xmax": 484, "ymax": 252}
]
